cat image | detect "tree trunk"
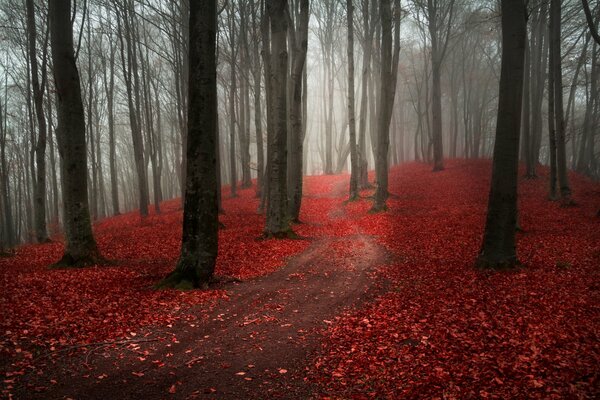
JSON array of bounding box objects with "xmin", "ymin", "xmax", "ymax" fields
[
  {"xmin": 116, "ymin": 2, "xmax": 150, "ymax": 217},
  {"xmin": 288, "ymin": 0, "xmax": 310, "ymax": 222},
  {"xmin": 26, "ymin": 0, "xmax": 49, "ymax": 243},
  {"xmin": 228, "ymin": 4, "xmax": 238, "ymax": 197},
  {"xmin": 550, "ymin": 0, "xmax": 571, "ymax": 203},
  {"xmin": 372, "ymin": 0, "xmax": 400, "ymax": 212},
  {"xmin": 159, "ymin": 0, "xmax": 218, "ymax": 289},
  {"xmin": 264, "ymin": 0, "xmax": 292, "ymax": 237},
  {"xmin": 372, "ymin": 0, "xmax": 392, "ymax": 211},
  {"xmin": 347, "ymin": 0, "xmax": 358, "ymax": 200},
  {"xmin": 49, "ymin": 0, "xmax": 103, "ymax": 267},
  {"xmin": 476, "ymin": 0, "xmax": 526, "ymax": 268}
]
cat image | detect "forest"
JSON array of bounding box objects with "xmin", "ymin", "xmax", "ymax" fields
[{"xmin": 0, "ymin": 0, "xmax": 599, "ymax": 398}]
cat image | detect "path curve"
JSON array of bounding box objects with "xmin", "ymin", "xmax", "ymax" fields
[{"xmin": 19, "ymin": 184, "xmax": 389, "ymax": 399}]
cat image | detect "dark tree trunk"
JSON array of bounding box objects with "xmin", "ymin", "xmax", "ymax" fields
[
  {"xmin": 159, "ymin": 0, "xmax": 218, "ymax": 289},
  {"xmin": 372, "ymin": 0, "xmax": 400, "ymax": 212},
  {"xmin": 550, "ymin": 0, "xmax": 571, "ymax": 203},
  {"xmin": 228, "ymin": 4, "xmax": 238, "ymax": 198},
  {"xmin": 288, "ymin": 0, "xmax": 310, "ymax": 222},
  {"xmin": 49, "ymin": 0, "xmax": 103, "ymax": 267},
  {"xmin": 264, "ymin": 0, "xmax": 292, "ymax": 237},
  {"xmin": 476, "ymin": 0, "xmax": 526, "ymax": 269}
]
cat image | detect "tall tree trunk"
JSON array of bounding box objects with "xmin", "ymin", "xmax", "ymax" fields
[
  {"xmin": 347, "ymin": 0, "xmax": 359, "ymax": 200},
  {"xmin": 550, "ymin": 0, "xmax": 571, "ymax": 203},
  {"xmin": 0, "ymin": 97, "xmax": 14, "ymax": 247},
  {"xmin": 116, "ymin": 2, "xmax": 150, "ymax": 217},
  {"xmin": 264, "ymin": 0, "xmax": 292, "ymax": 237},
  {"xmin": 159, "ymin": 0, "xmax": 218, "ymax": 289},
  {"xmin": 49, "ymin": 0, "xmax": 103, "ymax": 267},
  {"xmin": 103, "ymin": 24, "xmax": 120, "ymax": 215},
  {"xmin": 547, "ymin": 8, "xmax": 558, "ymax": 200},
  {"xmin": 26, "ymin": 0, "xmax": 49, "ymax": 242},
  {"xmin": 372, "ymin": 0, "xmax": 400, "ymax": 212},
  {"xmin": 288, "ymin": 0, "xmax": 310, "ymax": 222},
  {"xmin": 477, "ymin": 0, "xmax": 526, "ymax": 268},
  {"xmin": 372, "ymin": 0, "xmax": 392, "ymax": 211},
  {"xmin": 228, "ymin": 4, "xmax": 238, "ymax": 197},
  {"xmin": 357, "ymin": 0, "xmax": 374, "ymax": 189}
]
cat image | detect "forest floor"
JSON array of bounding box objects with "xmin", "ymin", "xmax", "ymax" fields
[{"xmin": 1, "ymin": 160, "xmax": 599, "ymax": 399}]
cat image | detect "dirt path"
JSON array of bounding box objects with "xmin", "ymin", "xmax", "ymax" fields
[{"xmin": 17, "ymin": 185, "xmax": 389, "ymax": 399}]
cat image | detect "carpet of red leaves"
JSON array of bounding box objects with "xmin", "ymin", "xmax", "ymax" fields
[
  {"xmin": 311, "ymin": 160, "xmax": 600, "ymax": 399},
  {"xmin": 0, "ymin": 185, "xmax": 309, "ymax": 384},
  {"xmin": 1, "ymin": 160, "xmax": 598, "ymax": 399}
]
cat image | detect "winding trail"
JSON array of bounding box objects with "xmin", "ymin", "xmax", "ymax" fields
[{"xmin": 20, "ymin": 179, "xmax": 389, "ymax": 399}]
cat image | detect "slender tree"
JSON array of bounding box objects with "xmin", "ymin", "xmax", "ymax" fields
[
  {"xmin": 26, "ymin": 0, "xmax": 49, "ymax": 242},
  {"xmin": 477, "ymin": 0, "xmax": 526, "ymax": 268},
  {"xmin": 159, "ymin": 0, "xmax": 218, "ymax": 289},
  {"xmin": 49, "ymin": 0, "xmax": 103, "ymax": 267},
  {"xmin": 372, "ymin": 0, "xmax": 401, "ymax": 212},
  {"xmin": 347, "ymin": 0, "xmax": 359, "ymax": 201},
  {"xmin": 288, "ymin": 0, "xmax": 310, "ymax": 222},
  {"xmin": 549, "ymin": 0, "xmax": 571, "ymax": 203}
]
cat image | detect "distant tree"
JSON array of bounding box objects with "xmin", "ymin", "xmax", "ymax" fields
[
  {"xmin": 372, "ymin": 0, "xmax": 401, "ymax": 212},
  {"xmin": 346, "ymin": 0, "xmax": 359, "ymax": 201},
  {"xmin": 477, "ymin": 0, "xmax": 526, "ymax": 268},
  {"xmin": 288, "ymin": 0, "xmax": 310, "ymax": 222},
  {"xmin": 549, "ymin": 0, "xmax": 571, "ymax": 203},
  {"xmin": 413, "ymin": 0, "xmax": 456, "ymax": 171},
  {"xmin": 49, "ymin": 0, "xmax": 103, "ymax": 267},
  {"xmin": 25, "ymin": 0, "xmax": 49, "ymax": 243},
  {"xmin": 115, "ymin": 0, "xmax": 150, "ymax": 217},
  {"xmin": 227, "ymin": 2, "xmax": 238, "ymax": 198},
  {"xmin": 159, "ymin": 0, "xmax": 218, "ymax": 289}
]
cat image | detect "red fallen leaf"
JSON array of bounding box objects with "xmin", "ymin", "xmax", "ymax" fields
[
  {"xmin": 97, "ymin": 374, "xmax": 107, "ymax": 380},
  {"xmin": 278, "ymin": 369, "xmax": 288, "ymax": 374},
  {"xmin": 132, "ymin": 372, "xmax": 144, "ymax": 377},
  {"xmin": 235, "ymin": 372, "xmax": 246, "ymax": 376},
  {"xmin": 530, "ymin": 379, "xmax": 544, "ymax": 388},
  {"xmin": 168, "ymin": 384, "xmax": 177, "ymax": 394}
]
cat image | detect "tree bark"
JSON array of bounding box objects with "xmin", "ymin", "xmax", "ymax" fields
[
  {"xmin": 550, "ymin": 0, "xmax": 571, "ymax": 203},
  {"xmin": 26, "ymin": 0, "xmax": 50, "ymax": 242},
  {"xmin": 372, "ymin": 0, "xmax": 400, "ymax": 212},
  {"xmin": 347, "ymin": 0, "xmax": 359, "ymax": 201},
  {"xmin": 264, "ymin": 0, "xmax": 292, "ymax": 237},
  {"xmin": 159, "ymin": 0, "xmax": 218, "ymax": 289},
  {"xmin": 49, "ymin": 0, "xmax": 103, "ymax": 267},
  {"xmin": 477, "ymin": 0, "xmax": 526, "ymax": 268},
  {"xmin": 288, "ymin": 0, "xmax": 310, "ymax": 222}
]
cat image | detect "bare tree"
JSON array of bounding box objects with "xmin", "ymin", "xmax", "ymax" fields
[
  {"xmin": 413, "ymin": 0, "xmax": 456, "ymax": 171},
  {"xmin": 372, "ymin": 0, "xmax": 401, "ymax": 212},
  {"xmin": 25, "ymin": 0, "xmax": 49, "ymax": 242},
  {"xmin": 159, "ymin": 0, "xmax": 218, "ymax": 289},
  {"xmin": 347, "ymin": 0, "xmax": 359, "ymax": 200},
  {"xmin": 287, "ymin": 0, "xmax": 310, "ymax": 222},
  {"xmin": 264, "ymin": 0, "xmax": 292, "ymax": 237},
  {"xmin": 477, "ymin": 0, "xmax": 527, "ymax": 268},
  {"xmin": 49, "ymin": 0, "xmax": 103, "ymax": 267}
]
